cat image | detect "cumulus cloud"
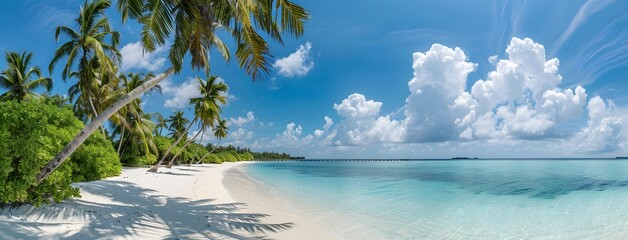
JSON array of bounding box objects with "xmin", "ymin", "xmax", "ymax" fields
[
  {"xmin": 120, "ymin": 41, "xmax": 167, "ymax": 71},
  {"xmin": 574, "ymin": 96, "xmax": 622, "ymax": 152},
  {"xmin": 230, "ymin": 128, "xmax": 254, "ymax": 140},
  {"xmin": 325, "ymin": 37, "xmax": 622, "ymax": 152},
  {"xmin": 160, "ymin": 77, "xmax": 234, "ymax": 109},
  {"xmin": 229, "ymin": 111, "xmax": 255, "ymax": 127},
  {"xmin": 333, "ymin": 94, "xmax": 405, "ymax": 145},
  {"xmin": 273, "ymin": 42, "xmax": 314, "ymax": 77},
  {"xmin": 161, "ymin": 78, "xmax": 201, "ymax": 109}
]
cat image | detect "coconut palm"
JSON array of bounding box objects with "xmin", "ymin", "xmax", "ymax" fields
[
  {"xmin": 49, "ymin": 0, "xmax": 120, "ymax": 120},
  {"xmin": 0, "ymin": 51, "xmax": 53, "ymax": 102},
  {"xmin": 113, "ymin": 72, "xmax": 161, "ymax": 155},
  {"xmin": 155, "ymin": 76, "xmax": 228, "ymax": 170},
  {"xmin": 37, "ymin": 0, "xmax": 309, "ymax": 183},
  {"xmin": 166, "ymin": 75, "xmax": 229, "ymax": 166},
  {"xmin": 153, "ymin": 112, "xmax": 168, "ymax": 136},
  {"xmin": 167, "ymin": 111, "xmax": 190, "ymax": 140},
  {"xmin": 197, "ymin": 118, "xmax": 229, "ymax": 164}
]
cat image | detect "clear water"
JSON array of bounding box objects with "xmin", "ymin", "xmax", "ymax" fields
[{"xmin": 242, "ymin": 160, "xmax": 628, "ymax": 239}]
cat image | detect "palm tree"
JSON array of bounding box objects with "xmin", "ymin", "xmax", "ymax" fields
[
  {"xmin": 37, "ymin": 0, "xmax": 309, "ymax": 183},
  {"xmin": 0, "ymin": 51, "xmax": 52, "ymax": 102},
  {"xmin": 150, "ymin": 76, "xmax": 228, "ymax": 170},
  {"xmin": 167, "ymin": 111, "xmax": 190, "ymax": 140},
  {"xmin": 49, "ymin": 0, "xmax": 120, "ymax": 120},
  {"xmin": 165, "ymin": 76, "xmax": 228, "ymax": 168},
  {"xmin": 113, "ymin": 72, "xmax": 161, "ymax": 155},
  {"xmin": 153, "ymin": 113, "xmax": 168, "ymax": 136},
  {"xmin": 197, "ymin": 118, "xmax": 229, "ymax": 164}
]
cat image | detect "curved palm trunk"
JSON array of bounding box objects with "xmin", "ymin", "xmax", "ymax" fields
[
  {"xmin": 35, "ymin": 68, "xmax": 174, "ymax": 184},
  {"xmin": 166, "ymin": 129, "xmax": 203, "ymax": 168},
  {"xmin": 117, "ymin": 127, "xmax": 125, "ymax": 155},
  {"xmin": 196, "ymin": 138, "xmax": 222, "ymax": 164},
  {"xmin": 87, "ymin": 93, "xmax": 107, "ymax": 136},
  {"xmin": 190, "ymin": 128, "xmax": 205, "ymax": 162},
  {"xmin": 148, "ymin": 116, "xmax": 198, "ymax": 172}
]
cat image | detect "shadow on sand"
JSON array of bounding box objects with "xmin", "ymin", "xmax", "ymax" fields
[{"xmin": 0, "ymin": 180, "xmax": 293, "ymax": 240}]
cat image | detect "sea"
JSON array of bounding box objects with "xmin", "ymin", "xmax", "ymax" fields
[{"xmin": 240, "ymin": 159, "xmax": 628, "ymax": 239}]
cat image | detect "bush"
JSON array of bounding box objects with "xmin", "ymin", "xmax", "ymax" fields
[
  {"xmin": 0, "ymin": 101, "xmax": 122, "ymax": 206},
  {"xmin": 203, "ymin": 154, "xmax": 223, "ymax": 164},
  {"xmin": 70, "ymin": 131, "xmax": 122, "ymax": 181},
  {"xmin": 0, "ymin": 101, "xmax": 81, "ymax": 206},
  {"xmin": 120, "ymin": 153, "xmax": 157, "ymax": 167},
  {"xmin": 154, "ymin": 136, "xmax": 177, "ymax": 162},
  {"xmin": 239, "ymin": 152, "xmax": 254, "ymax": 161},
  {"xmin": 221, "ymin": 153, "xmax": 238, "ymax": 162}
]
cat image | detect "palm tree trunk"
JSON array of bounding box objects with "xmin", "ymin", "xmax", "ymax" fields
[
  {"xmin": 86, "ymin": 91, "xmax": 107, "ymax": 136},
  {"xmin": 196, "ymin": 138, "xmax": 222, "ymax": 164},
  {"xmin": 148, "ymin": 116, "xmax": 198, "ymax": 172},
  {"xmin": 35, "ymin": 68, "xmax": 174, "ymax": 184},
  {"xmin": 117, "ymin": 127, "xmax": 125, "ymax": 155},
  {"xmin": 190, "ymin": 128, "xmax": 205, "ymax": 165},
  {"xmin": 166, "ymin": 128, "xmax": 203, "ymax": 168}
]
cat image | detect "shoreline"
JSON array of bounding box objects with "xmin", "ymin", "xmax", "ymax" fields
[
  {"xmin": 223, "ymin": 163, "xmax": 335, "ymax": 240},
  {"xmin": 0, "ymin": 162, "xmax": 332, "ymax": 239}
]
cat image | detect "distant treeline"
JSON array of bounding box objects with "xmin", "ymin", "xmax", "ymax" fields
[{"xmin": 207, "ymin": 144, "xmax": 304, "ymax": 160}]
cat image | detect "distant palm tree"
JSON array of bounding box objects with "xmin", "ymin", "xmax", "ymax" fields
[
  {"xmin": 154, "ymin": 76, "xmax": 228, "ymax": 170},
  {"xmin": 167, "ymin": 111, "xmax": 190, "ymax": 140},
  {"xmin": 153, "ymin": 112, "xmax": 168, "ymax": 136},
  {"xmin": 49, "ymin": 0, "xmax": 120, "ymax": 119},
  {"xmin": 0, "ymin": 51, "xmax": 52, "ymax": 102},
  {"xmin": 196, "ymin": 118, "xmax": 229, "ymax": 164},
  {"xmin": 38, "ymin": 0, "xmax": 309, "ymax": 183}
]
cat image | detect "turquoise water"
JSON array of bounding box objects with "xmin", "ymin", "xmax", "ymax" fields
[{"xmin": 242, "ymin": 160, "xmax": 628, "ymax": 239}]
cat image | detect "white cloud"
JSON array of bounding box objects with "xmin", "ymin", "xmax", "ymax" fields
[
  {"xmin": 574, "ymin": 96, "xmax": 623, "ymax": 152},
  {"xmin": 230, "ymin": 128, "xmax": 254, "ymax": 140},
  {"xmin": 162, "ymin": 78, "xmax": 201, "ymax": 109},
  {"xmin": 323, "ymin": 116, "xmax": 334, "ymax": 130},
  {"xmin": 235, "ymin": 37, "xmax": 623, "ymax": 156},
  {"xmin": 553, "ymin": 0, "xmax": 618, "ymax": 51},
  {"xmin": 229, "ymin": 111, "xmax": 255, "ymax": 127},
  {"xmin": 120, "ymin": 41, "xmax": 167, "ymax": 71},
  {"xmin": 333, "ymin": 94, "xmax": 405, "ymax": 145},
  {"xmin": 273, "ymin": 42, "xmax": 314, "ymax": 77},
  {"xmin": 323, "ymin": 37, "xmax": 622, "ymax": 152},
  {"xmin": 334, "ymin": 93, "xmax": 383, "ymax": 119}
]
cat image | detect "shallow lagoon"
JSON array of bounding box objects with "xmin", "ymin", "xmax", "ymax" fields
[{"xmin": 243, "ymin": 160, "xmax": 628, "ymax": 239}]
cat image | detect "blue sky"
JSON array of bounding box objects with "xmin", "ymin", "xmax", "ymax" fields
[{"xmin": 1, "ymin": 0, "xmax": 627, "ymax": 158}]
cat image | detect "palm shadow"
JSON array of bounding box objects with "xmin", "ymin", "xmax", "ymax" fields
[{"xmin": 0, "ymin": 180, "xmax": 293, "ymax": 240}]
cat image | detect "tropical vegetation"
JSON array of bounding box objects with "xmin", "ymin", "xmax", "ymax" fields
[{"xmin": 0, "ymin": 0, "xmax": 309, "ymax": 206}]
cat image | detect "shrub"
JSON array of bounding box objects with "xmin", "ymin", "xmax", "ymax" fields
[
  {"xmin": 70, "ymin": 131, "xmax": 122, "ymax": 181},
  {"xmin": 0, "ymin": 101, "xmax": 122, "ymax": 206},
  {"xmin": 120, "ymin": 153, "xmax": 157, "ymax": 167},
  {"xmin": 240, "ymin": 152, "xmax": 254, "ymax": 161},
  {"xmin": 221, "ymin": 153, "xmax": 238, "ymax": 162},
  {"xmin": 0, "ymin": 101, "xmax": 81, "ymax": 206},
  {"xmin": 203, "ymin": 154, "xmax": 223, "ymax": 164}
]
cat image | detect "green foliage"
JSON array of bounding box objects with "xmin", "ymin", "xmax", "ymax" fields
[
  {"xmin": 0, "ymin": 101, "xmax": 121, "ymax": 206},
  {"xmin": 121, "ymin": 154, "xmax": 157, "ymax": 167},
  {"xmin": 203, "ymin": 154, "xmax": 223, "ymax": 164},
  {"xmin": 70, "ymin": 131, "xmax": 121, "ymax": 182},
  {"xmin": 120, "ymin": 139, "xmax": 158, "ymax": 167},
  {"xmin": 207, "ymin": 144, "xmax": 302, "ymax": 160},
  {"xmin": 0, "ymin": 101, "xmax": 81, "ymax": 205},
  {"xmin": 239, "ymin": 152, "xmax": 254, "ymax": 161},
  {"xmin": 220, "ymin": 152, "xmax": 238, "ymax": 162}
]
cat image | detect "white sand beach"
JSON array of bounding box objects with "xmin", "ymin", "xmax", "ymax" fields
[{"xmin": 0, "ymin": 162, "xmax": 332, "ymax": 240}]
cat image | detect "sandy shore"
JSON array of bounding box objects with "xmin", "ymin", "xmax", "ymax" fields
[{"xmin": 0, "ymin": 162, "xmax": 332, "ymax": 240}]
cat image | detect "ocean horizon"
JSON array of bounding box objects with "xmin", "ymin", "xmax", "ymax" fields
[{"xmin": 240, "ymin": 159, "xmax": 628, "ymax": 239}]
